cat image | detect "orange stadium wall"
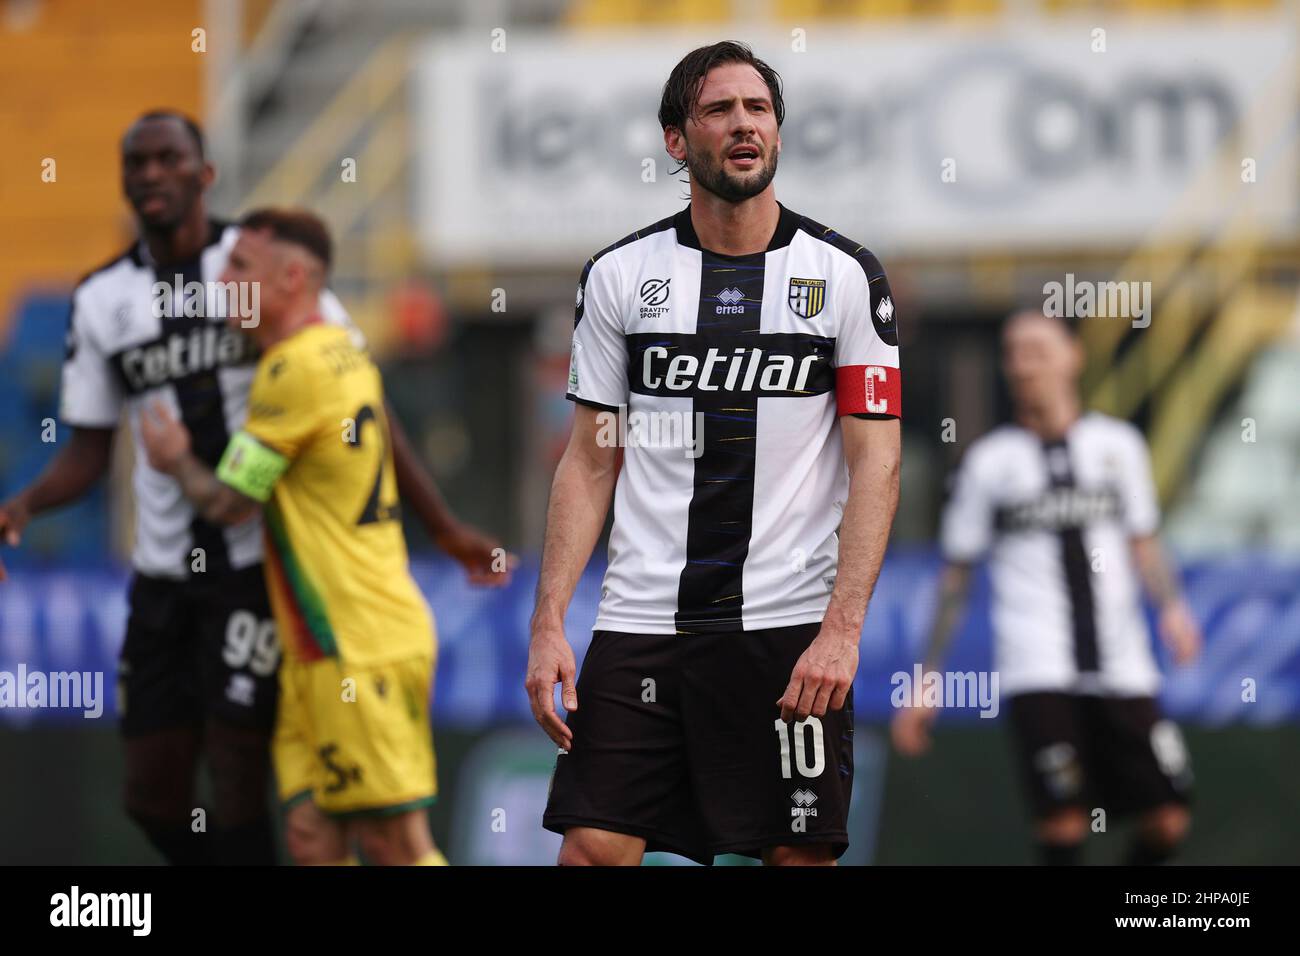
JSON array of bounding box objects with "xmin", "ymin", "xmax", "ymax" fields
[{"xmin": 0, "ymin": 0, "xmax": 205, "ymax": 337}]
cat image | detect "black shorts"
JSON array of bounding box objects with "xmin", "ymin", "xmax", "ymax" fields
[
  {"xmin": 1007, "ymin": 692, "xmax": 1193, "ymax": 821},
  {"xmin": 118, "ymin": 565, "xmax": 279, "ymax": 737},
  {"xmin": 542, "ymin": 623, "xmax": 854, "ymax": 865}
]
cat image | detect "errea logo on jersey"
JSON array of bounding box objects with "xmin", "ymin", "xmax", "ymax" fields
[
  {"xmin": 871, "ymin": 293, "xmax": 898, "ymax": 345},
  {"xmin": 715, "ymin": 287, "xmax": 745, "ymax": 315}
]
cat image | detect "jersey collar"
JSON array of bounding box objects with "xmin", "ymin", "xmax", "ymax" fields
[
  {"xmin": 673, "ymin": 202, "xmax": 801, "ymax": 257},
  {"xmin": 133, "ymin": 218, "xmax": 230, "ymax": 270}
]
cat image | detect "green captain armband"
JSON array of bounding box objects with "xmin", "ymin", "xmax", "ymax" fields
[{"xmin": 216, "ymin": 430, "xmax": 290, "ymax": 503}]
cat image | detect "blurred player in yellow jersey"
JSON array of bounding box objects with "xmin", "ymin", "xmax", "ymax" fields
[{"xmin": 141, "ymin": 208, "xmax": 446, "ymax": 866}]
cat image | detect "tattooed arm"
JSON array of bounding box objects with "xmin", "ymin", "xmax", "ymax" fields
[
  {"xmin": 921, "ymin": 562, "xmax": 976, "ymax": 673},
  {"xmin": 140, "ymin": 401, "xmax": 260, "ymax": 526},
  {"xmin": 890, "ymin": 561, "xmax": 975, "ymax": 757},
  {"xmin": 1131, "ymin": 534, "xmax": 1201, "ymax": 666},
  {"xmin": 168, "ymin": 450, "xmax": 261, "ymax": 526}
]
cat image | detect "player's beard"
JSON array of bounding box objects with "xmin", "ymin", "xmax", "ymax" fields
[{"xmin": 686, "ymin": 137, "xmax": 779, "ymax": 203}]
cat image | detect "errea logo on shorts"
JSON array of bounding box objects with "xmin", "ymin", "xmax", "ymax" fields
[{"xmin": 790, "ymin": 789, "xmax": 819, "ymax": 817}]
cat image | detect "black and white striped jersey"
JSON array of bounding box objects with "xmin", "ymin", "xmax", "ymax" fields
[
  {"xmin": 940, "ymin": 413, "xmax": 1162, "ymax": 696},
  {"xmin": 59, "ymin": 220, "xmax": 357, "ymax": 579},
  {"xmin": 567, "ymin": 203, "xmax": 901, "ymax": 634}
]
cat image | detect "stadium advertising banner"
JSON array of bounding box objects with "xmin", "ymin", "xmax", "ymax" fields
[
  {"xmin": 414, "ymin": 19, "xmax": 1297, "ymax": 264},
  {"xmin": 3, "ymin": 554, "xmax": 1297, "ymax": 727}
]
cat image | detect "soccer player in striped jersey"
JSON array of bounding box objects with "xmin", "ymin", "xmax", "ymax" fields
[
  {"xmin": 526, "ymin": 42, "xmax": 901, "ymax": 865},
  {"xmin": 0, "ymin": 113, "xmax": 507, "ymax": 865},
  {"xmin": 892, "ymin": 310, "xmax": 1201, "ymax": 865}
]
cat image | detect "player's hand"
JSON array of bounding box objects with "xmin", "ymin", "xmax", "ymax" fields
[
  {"xmin": 1159, "ymin": 599, "xmax": 1202, "ymax": 666},
  {"xmin": 891, "ymin": 704, "xmax": 939, "ymax": 757},
  {"xmin": 777, "ymin": 628, "xmax": 858, "ymax": 722},
  {"xmin": 140, "ymin": 400, "xmax": 191, "ymax": 474},
  {"xmin": 525, "ymin": 623, "xmax": 577, "ymax": 750},
  {"xmin": 0, "ymin": 497, "xmax": 32, "ymax": 582},
  {"xmin": 434, "ymin": 521, "xmax": 518, "ymax": 587}
]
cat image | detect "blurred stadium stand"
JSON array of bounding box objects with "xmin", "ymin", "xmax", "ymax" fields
[
  {"xmin": 4, "ymin": 0, "xmax": 1298, "ymax": 553},
  {"xmin": 1168, "ymin": 327, "xmax": 1300, "ymax": 554},
  {"xmin": 0, "ymin": 0, "xmax": 203, "ymax": 330}
]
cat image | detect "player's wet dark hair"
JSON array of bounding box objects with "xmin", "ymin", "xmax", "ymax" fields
[
  {"xmin": 128, "ymin": 110, "xmax": 207, "ymax": 160},
  {"xmin": 658, "ymin": 41, "xmax": 785, "ymax": 134},
  {"xmin": 240, "ymin": 208, "xmax": 333, "ymax": 274}
]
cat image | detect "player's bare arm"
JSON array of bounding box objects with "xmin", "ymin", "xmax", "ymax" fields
[
  {"xmin": 0, "ymin": 426, "xmax": 115, "ymax": 580},
  {"xmin": 525, "ymin": 403, "xmax": 620, "ymax": 749},
  {"xmin": 385, "ymin": 398, "xmax": 517, "ymax": 586},
  {"xmin": 891, "ymin": 561, "xmax": 975, "ymax": 756},
  {"xmin": 779, "ymin": 416, "xmax": 900, "ymax": 722},
  {"xmin": 140, "ymin": 400, "xmax": 259, "ymax": 526},
  {"xmin": 1131, "ymin": 533, "xmax": 1202, "ymax": 665}
]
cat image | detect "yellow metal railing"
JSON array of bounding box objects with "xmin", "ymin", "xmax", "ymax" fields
[
  {"xmin": 240, "ymin": 35, "xmax": 416, "ymax": 351},
  {"xmin": 1081, "ymin": 29, "xmax": 1298, "ymax": 501},
  {"xmin": 243, "ymin": 35, "xmax": 411, "ymax": 210},
  {"xmin": 1148, "ymin": 286, "xmax": 1293, "ymax": 501}
]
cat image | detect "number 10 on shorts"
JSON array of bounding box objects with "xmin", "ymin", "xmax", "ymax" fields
[{"xmin": 774, "ymin": 716, "xmax": 826, "ymax": 778}]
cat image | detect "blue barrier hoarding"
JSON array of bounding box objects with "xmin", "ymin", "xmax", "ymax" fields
[{"xmin": 1, "ymin": 550, "xmax": 1296, "ymax": 727}]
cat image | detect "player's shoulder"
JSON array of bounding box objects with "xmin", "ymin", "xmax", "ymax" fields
[
  {"xmin": 74, "ymin": 220, "xmax": 234, "ymax": 297},
  {"xmin": 944, "ymin": 427, "xmax": 1018, "ymax": 500},
  {"xmin": 962, "ymin": 423, "xmax": 1035, "ymax": 470},
  {"xmin": 288, "ymin": 322, "xmax": 353, "ymax": 366},
  {"xmin": 786, "ymin": 207, "xmax": 888, "ymax": 282},
  {"xmin": 1078, "ymin": 411, "xmax": 1149, "ymax": 453},
  {"xmin": 581, "ymin": 211, "xmax": 682, "ymax": 282},
  {"xmin": 71, "ymin": 243, "xmax": 145, "ymax": 301},
  {"xmin": 256, "ymin": 326, "xmax": 336, "ymax": 393},
  {"xmin": 574, "ymin": 211, "xmax": 682, "ymax": 322}
]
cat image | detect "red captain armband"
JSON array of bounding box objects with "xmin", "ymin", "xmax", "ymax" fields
[{"xmin": 836, "ymin": 365, "xmax": 901, "ymax": 418}]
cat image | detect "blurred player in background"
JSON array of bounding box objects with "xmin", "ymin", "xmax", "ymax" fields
[
  {"xmin": 527, "ymin": 42, "xmax": 901, "ymax": 866},
  {"xmin": 0, "ymin": 112, "xmax": 508, "ymax": 865},
  {"xmin": 892, "ymin": 309, "xmax": 1201, "ymax": 865},
  {"xmin": 141, "ymin": 208, "xmax": 447, "ymax": 865}
]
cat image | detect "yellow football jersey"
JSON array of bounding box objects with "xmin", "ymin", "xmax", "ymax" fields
[{"xmin": 217, "ymin": 321, "xmax": 433, "ymax": 665}]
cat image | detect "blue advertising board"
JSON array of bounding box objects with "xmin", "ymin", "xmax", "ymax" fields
[{"xmin": 0, "ymin": 550, "xmax": 1296, "ymax": 727}]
